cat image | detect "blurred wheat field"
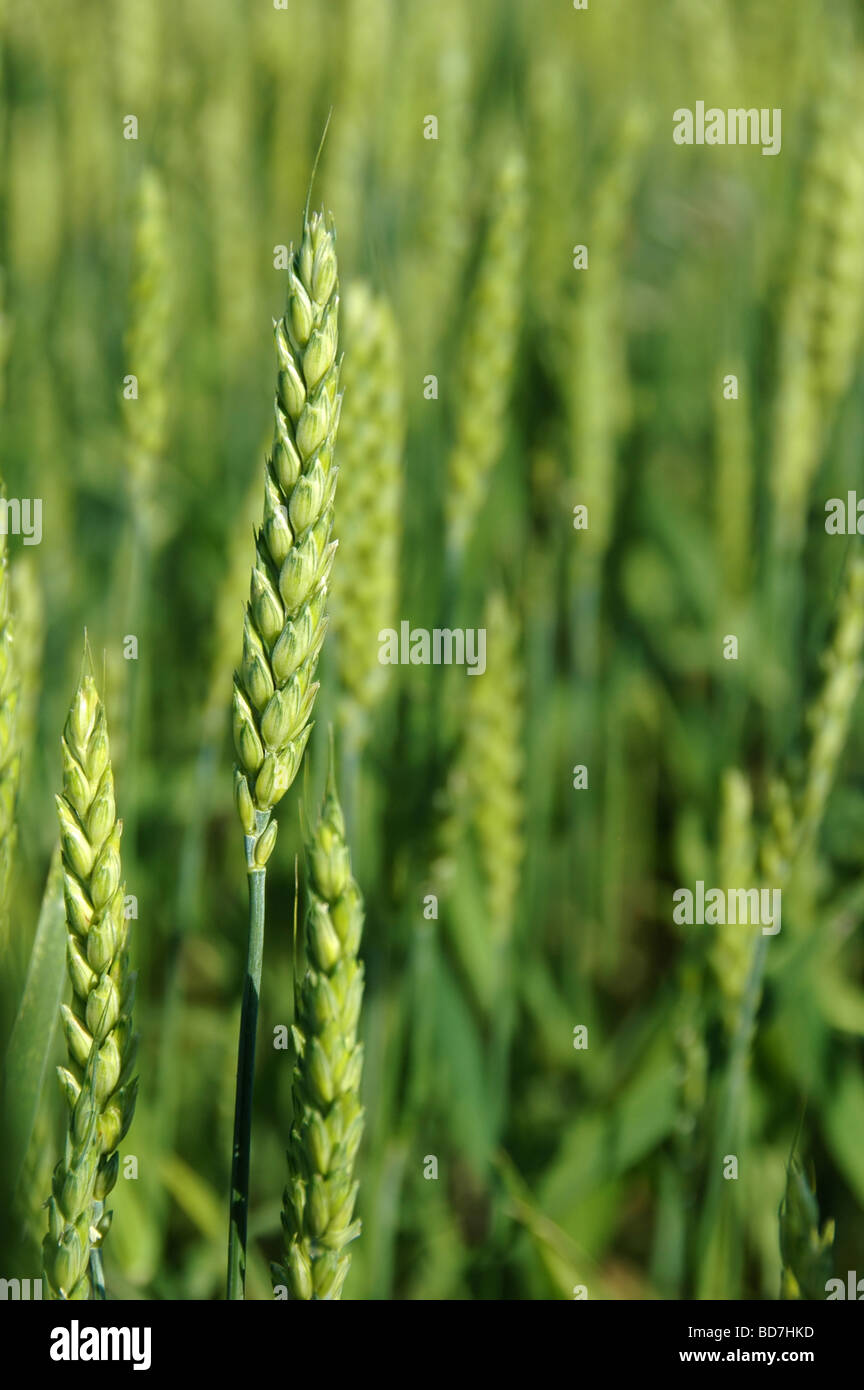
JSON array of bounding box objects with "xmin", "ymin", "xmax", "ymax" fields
[{"xmin": 1, "ymin": 0, "xmax": 864, "ymax": 1300}]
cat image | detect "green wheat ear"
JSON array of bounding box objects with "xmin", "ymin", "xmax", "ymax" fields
[
  {"xmin": 273, "ymin": 760, "xmax": 365, "ymax": 1301},
  {"xmin": 233, "ymin": 207, "xmax": 340, "ymax": 848},
  {"xmin": 779, "ymin": 1158, "xmax": 834, "ymax": 1300},
  {"xmin": 42, "ymin": 651, "xmax": 137, "ymax": 1300}
]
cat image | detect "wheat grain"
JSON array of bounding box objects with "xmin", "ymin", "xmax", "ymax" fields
[
  {"xmin": 273, "ymin": 765, "xmax": 364, "ymax": 1300},
  {"xmin": 42, "ymin": 659, "xmax": 137, "ymax": 1299}
]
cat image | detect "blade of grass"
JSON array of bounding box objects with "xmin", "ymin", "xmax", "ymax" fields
[{"xmin": 2, "ymin": 844, "xmax": 65, "ymax": 1195}]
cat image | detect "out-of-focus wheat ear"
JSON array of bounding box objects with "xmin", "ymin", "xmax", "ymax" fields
[
  {"xmin": 125, "ymin": 166, "xmax": 172, "ymax": 552},
  {"xmin": 760, "ymin": 550, "xmax": 864, "ymax": 880},
  {"xmin": 770, "ymin": 54, "xmax": 864, "ymax": 556},
  {"xmin": 445, "ymin": 144, "xmax": 527, "ymax": 568},
  {"xmin": 710, "ymin": 769, "xmax": 755, "ymax": 1035},
  {"xmin": 331, "ymin": 282, "xmax": 404, "ymax": 760},
  {"xmin": 431, "ymin": 591, "xmax": 524, "ymax": 1014},
  {"xmin": 779, "ymin": 1158, "xmax": 834, "ymax": 1300},
  {"xmin": 464, "ymin": 592, "xmax": 524, "ymax": 953}
]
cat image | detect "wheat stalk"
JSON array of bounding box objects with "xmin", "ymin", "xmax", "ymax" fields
[
  {"xmin": 42, "ymin": 656, "xmax": 137, "ymax": 1299},
  {"xmin": 0, "ymin": 511, "xmax": 20, "ymax": 929},
  {"xmin": 228, "ymin": 204, "xmax": 340, "ymax": 1300},
  {"xmin": 273, "ymin": 762, "xmax": 364, "ymax": 1300}
]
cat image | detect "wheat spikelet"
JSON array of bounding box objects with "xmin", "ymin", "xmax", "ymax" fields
[
  {"xmin": 331, "ymin": 282, "xmax": 403, "ymax": 750},
  {"xmin": 42, "ymin": 662, "xmax": 137, "ymax": 1299},
  {"xmin": 233, "ymin": 208, "xmax": 340, "ymax": 847},
  {"xmin": 273, "ymin": 766, "xmax": 364, "ymax": 1300},
  {"xmin": 445, "ymin": 145, "xmax": 526, "ymax": 562}
]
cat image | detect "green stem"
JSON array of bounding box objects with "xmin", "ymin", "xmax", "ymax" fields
[
  {"xmin": 696, "ymin": 932, "xmax": 768, "ymax": 1296},
  {"xmin": 227, "ymin": 816, "xmax": 268, "ymax": 1300}
]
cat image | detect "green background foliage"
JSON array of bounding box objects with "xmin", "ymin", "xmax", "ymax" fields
[{"xmin": 1, "ymin": 0, "xmax": 864, "ymax": 1299}]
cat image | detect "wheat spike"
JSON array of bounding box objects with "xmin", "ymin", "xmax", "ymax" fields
[
  {"xmin": 233, "ymin": 208, "xmax": 340, "ymax": 848},
  {"xmin": 331, "ymin": 282, "xmax": 403, "ymax": 750},
  {"xmin": 446, "ymin": 145, "xmax": 526, "ymax": 562},
  {"xmin": 125, "ymin": 167, "xmax": 172, "ymax": 551},
  {"xmin": 273, "ymin": 765, "xmax": 364, "ymax": 1300},
  {"xmin": 42, "ymin": 659, "xmax": 137, "ymax": 1299}
]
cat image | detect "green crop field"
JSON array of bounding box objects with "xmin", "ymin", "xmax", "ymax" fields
[{"xmin": 1, "ymin": 0, "xmax": 863, "ymax": 1304}]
